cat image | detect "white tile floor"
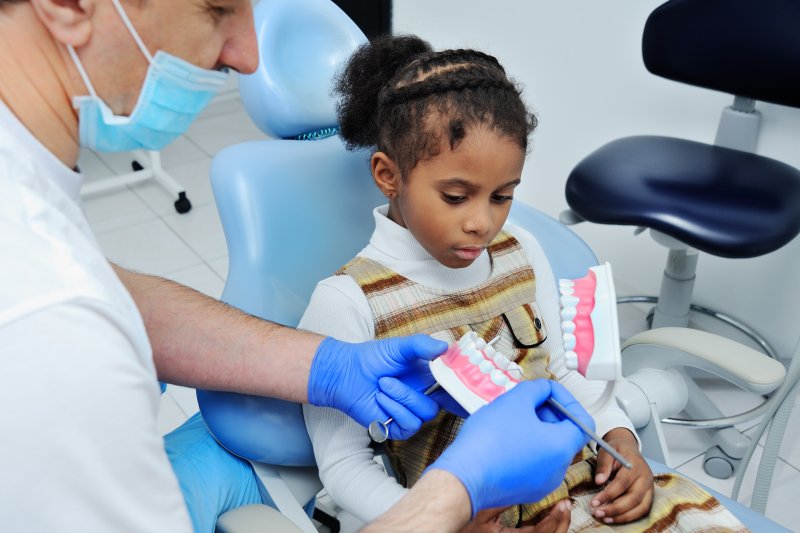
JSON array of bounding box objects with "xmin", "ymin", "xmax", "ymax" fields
[{"xmin": 80, "ymin": 95, "xmax": 800, "ymax": 531}]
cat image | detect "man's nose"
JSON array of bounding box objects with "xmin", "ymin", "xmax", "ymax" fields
[{"xmin": 219, "ymin": 8, "xmax": 259, "ymax": 75}]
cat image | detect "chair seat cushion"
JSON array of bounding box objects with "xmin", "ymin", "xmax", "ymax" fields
[{"xmin": 566, "ymin": 136, "xmax": 800, "ymax": 258}]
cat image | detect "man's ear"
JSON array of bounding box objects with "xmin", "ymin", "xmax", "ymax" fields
[
  {"xmin": 371, "ymin": 152, "xmax": 401, "ymax": 199},
  {"xmin": 31, "ymin": 0, "xmax": 96, "ymax": 47}
]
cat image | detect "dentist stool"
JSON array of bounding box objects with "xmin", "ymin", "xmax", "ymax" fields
[
  {"xmin": 82, "ymin": 150, "xmax": 193, "ymax": 213},
  {"xmin": 561, "ymin": 0, "xmax": 799, "ymax": 480}
]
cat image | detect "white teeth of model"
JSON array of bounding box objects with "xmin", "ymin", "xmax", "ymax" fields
[
  {"xmin": 468, "ymin": 349, "xmax": 484, "ymax": 365},
  {"xmin": 490, "ymin": 369, "xmax": 509, "ymax": 386},
  {"xmin": 479, "ymin": 360, "xmax": 494, "ymax": 374},
  {"xmin": 493, "ymin": 353, "xmax": 511, "ymax": 369},
  {"xmin": 504, "ymin": 380, "xmax": 517, "ymax": 391},
  {"xmin": 559, "ymin": 279, "xmax": 575, "ymax": 288},
  {"xmin": 483, "ymin": 345, "xmax": 496, "ymax": 359},
  {"xmin": 474, "ymin": 337, "xmax": 487, "ymax": 350},
  {"xmin": 559, "ymin": 285, "xmax": 575, "ymax": 296},
  {"xmin": 562, "ymin": 333, "xmax": 576, "ymax": 351},
  {"xmin": 458, "ymin": 332, "xmax": 477, "ymax": 349},
  {"xmin": 507, "ymin": 362, "xmax": 523, "ymax": 380},
  {"xmin": 560, "ymin": 295, "xmax": 579, "ymax": 308},
  {"xmin": 561, "ymin": 305, "xmax": 577, "ymax": 321},
  {"xmin": 460, "ymin": 345, "xmax": 478, "ymax": 359},
  {"xmin": 564, "ymin": 350, "xmax": 578, "ymax": 370},
  {"xmin": 561, "ymin": 320, "xmax": 576, "ymax": 334}
]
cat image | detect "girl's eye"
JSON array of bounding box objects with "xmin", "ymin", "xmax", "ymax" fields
[
  {"xmin": 492, "ymin": 195, "xmax": 514, "ymax": 203},
  {"xmin": 442, "ymin": 193, "xmax": 468, "ymax": 204}
]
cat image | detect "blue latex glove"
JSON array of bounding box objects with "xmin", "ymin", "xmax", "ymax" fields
[
  {"xmin": 386, "ymin": 357, "xmax": 471, "ymax": 419},
  {"xmin": 427, "ymin": 387, "xmax": 470, "ymax": 419},
  {"xmin": 308, "ymin": 335, "xmax": 447, "ymax": 439},
  {"xmin": 428, "ymin": 379, "xmax": 593, "ymax": 516}
]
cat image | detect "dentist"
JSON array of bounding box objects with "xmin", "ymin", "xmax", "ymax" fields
[{"xmin": 0, "ymin": 1, "xmax": 591, "ymax": 531}]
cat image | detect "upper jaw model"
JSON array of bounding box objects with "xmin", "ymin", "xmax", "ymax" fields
[{"xmin": 430, "ymin": 263, "xmax": 622, "ymax": 415}]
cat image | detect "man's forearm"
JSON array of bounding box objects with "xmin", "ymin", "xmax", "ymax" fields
[
  {"xmin": 363, "ymin": 469, "xmax": 471, "ymax": 532},
  {"xmin": 113, "ymin": 264, "xmax": 323, "ymax": 401}
]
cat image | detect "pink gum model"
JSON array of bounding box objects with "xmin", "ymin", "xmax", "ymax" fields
[
  {"xmin": 559, "ymin": 263, "xmax": 621, "ymax": 383},
  {"xmin": 429, "ymin": 332, "xmax": 524, "ymax": 415},
  {"xmin": 429, "ymin": 263, "xmax": 622, "ymax": 416}
]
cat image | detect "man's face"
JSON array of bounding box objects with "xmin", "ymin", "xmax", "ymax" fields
[
  {"xmin": 129, "ymin": 0, "xmax": 257, "ymax": 73},
  {"xmin": 86, "ymin": 0, "xmax": 258, "ymax": 115}
]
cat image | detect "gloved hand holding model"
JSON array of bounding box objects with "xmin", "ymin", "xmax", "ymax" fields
[
  {"xmin": 429, "ymin": 379, "xmax": 593, "ymax": 515},
  {"xmin": 308, "ymin": 335, "xmax": 447, "ymax": 438}
]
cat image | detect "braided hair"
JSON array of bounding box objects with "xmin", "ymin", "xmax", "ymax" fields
[{"xmin": 335, "ymin": 34, "xmax": 537, "ymax": 177}]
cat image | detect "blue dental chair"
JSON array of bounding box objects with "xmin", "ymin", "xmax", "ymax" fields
[{"xmin": 191, "ymin": 0, "xmax": 790, "ymax": 531}]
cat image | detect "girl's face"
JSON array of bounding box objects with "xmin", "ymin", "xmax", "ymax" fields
[{"xmin": 379, "ymin": 126, "xmax": 526, "ymax": 269}]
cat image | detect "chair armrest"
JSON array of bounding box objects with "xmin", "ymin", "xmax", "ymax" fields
[
  {"xmin": 215, "ymin": 504, "xmax": 302, "ymax": 533},
  {"xmin": 622, "ymin": 327, "xmax": 785, "ymax": 395}
]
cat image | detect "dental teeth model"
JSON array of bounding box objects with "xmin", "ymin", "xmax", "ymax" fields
[
  {"xmin": 559, "ymin": 262, "xmax": 622, "ymax": 412},
  {"xmin": 429, "ymin": 263, "xmax": 622, "ymax": 416},
  {"xmin": 429, "ymin": 331, "xmax": 525, "ymax": 415}
]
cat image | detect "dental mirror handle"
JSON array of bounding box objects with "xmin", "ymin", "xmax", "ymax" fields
[
  {"xmin": 368, "ymin": 383, "xmax": 441, "ymax": 443},
  {"xmin": 546, "ymin": 397, "xmax": 632, "ymax": 470}
]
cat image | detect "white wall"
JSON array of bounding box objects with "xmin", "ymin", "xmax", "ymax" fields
[{"xmin": 393, "ymin": 0, "xmax": 800, "ymax": 359}]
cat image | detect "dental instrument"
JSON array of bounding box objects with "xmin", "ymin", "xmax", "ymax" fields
[
  {"xmin": 369, "ymin": 336, "xmax": 503, "ymax": 443},
  {"xmin": 427, "ymin": 331, "xmax": 632, "ymax": 469},
  {"xmin": 368, "ymin": 383, "xmax": 442, "ymax": 443},
  {"xmin": 545, "ymin": 397, "xmax": 632, "ymax": 469}
]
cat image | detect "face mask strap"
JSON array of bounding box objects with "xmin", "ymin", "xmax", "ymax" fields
[
  {"xmin": 66, "ymin": 45, "xmax": 100, "ymax": 99},
  {"xmin": 110, "ymin": 0, "xmax": 154, "ymax": 64}
]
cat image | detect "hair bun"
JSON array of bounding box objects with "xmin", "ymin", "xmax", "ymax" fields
[{"xmin": 335, "ymin": 35, "xmax": 433, "ymax": 149}]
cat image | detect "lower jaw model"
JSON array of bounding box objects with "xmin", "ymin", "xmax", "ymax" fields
[{"xmin": 429, "ymin": 263, "xmax": 621, "ymax": 415}]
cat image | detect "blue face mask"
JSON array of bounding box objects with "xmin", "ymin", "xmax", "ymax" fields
[{"xmin": 67, "ymin": 0, "xmax": 229, "ymax": 152}]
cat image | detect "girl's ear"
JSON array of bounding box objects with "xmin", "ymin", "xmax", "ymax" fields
[
  {"xmin": 31, "ymin": 0, "xmax": 96, "ymax": 48},
  {"xmin": 371, "ymin": 152, "xmax": 401, "ymax": 199}
]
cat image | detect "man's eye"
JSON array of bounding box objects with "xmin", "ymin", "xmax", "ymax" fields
[
  {"xmin": 208, "ymin": 5, "xmax": 234, "ymax": 22},
  {"xmin": 443, "ymin": 193, "xmax": 467, "ymax": 204}
]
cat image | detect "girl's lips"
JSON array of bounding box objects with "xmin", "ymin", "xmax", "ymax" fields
[{"xmin": 453, "ymin": 247, "xmax": 484, "ymax": 260}]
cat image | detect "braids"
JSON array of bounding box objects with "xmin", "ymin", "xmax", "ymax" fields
[
  {"xmin": 378, "ymin": 75, "xmax": 516, "ymax": 107},
  {"xmin": 335, "ymin": 34, "xmax": 537, "ymax": 177}
]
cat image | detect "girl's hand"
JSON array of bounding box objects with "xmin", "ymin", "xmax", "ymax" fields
[
  {"xmin": 458, "ymin": 501, "xmax": 571, "ymax": 533},
  {"xmin": 590, "ymin": 428, "xmax": 654, "ymax": 524}
]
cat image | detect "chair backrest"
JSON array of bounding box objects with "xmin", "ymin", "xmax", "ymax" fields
[
  {"xmin": 642, "ymin": 0, "xmax": 800, "ymax": 108},
  {"xmin": 197, "ymin": 0, "xmax": 598, "ymax": 468},
  {"xmin": 196, "ymin": 0, "xmax": 377, "ymax": 467}
]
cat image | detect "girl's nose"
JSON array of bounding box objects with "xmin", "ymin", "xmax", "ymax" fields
[{"xmin": 463, "ymin": 205, "xmax": 493, "ymax": 236}]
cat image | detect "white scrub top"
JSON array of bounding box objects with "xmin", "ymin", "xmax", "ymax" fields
[{"xmin": 0, "ymin": 102, "xmax": 192, "ymax": 532}]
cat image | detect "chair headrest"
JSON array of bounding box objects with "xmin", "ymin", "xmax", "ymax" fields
[
  {"xmin": 239, "ymin": 0, "xmax": 368, "ymax": 139},
  {"xmin": 643, "ymin": 0, "xmax": 800, "ymax": 108}
]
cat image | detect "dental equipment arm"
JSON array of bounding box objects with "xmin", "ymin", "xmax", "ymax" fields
[{"xmin": 113, "ymin": 264, "xmax": 445, "ymax": 431}]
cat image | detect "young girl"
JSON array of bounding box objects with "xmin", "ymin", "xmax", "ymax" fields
[{"xmin": 300, "ymin": 35, "xmax": 746, "ymax": 532}]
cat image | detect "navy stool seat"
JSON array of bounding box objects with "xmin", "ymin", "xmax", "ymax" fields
[{"xmin": 566, "ymin": 135, "xmax": 800, "ymax": 258}]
